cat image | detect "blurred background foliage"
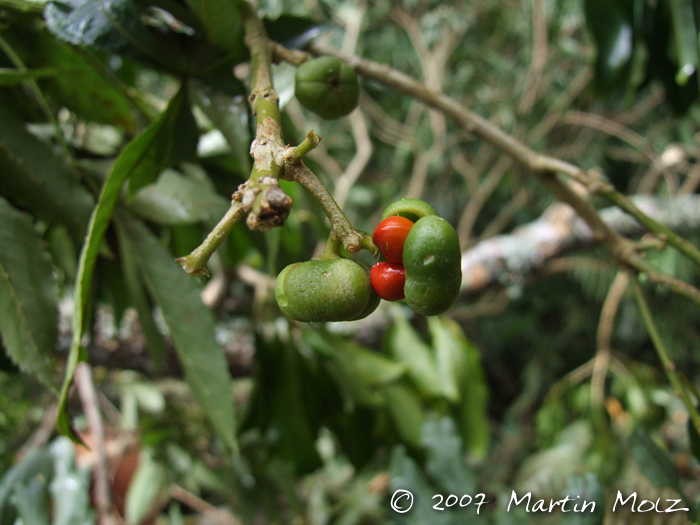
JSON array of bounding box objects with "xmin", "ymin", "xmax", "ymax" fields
[{"xmin": 1, "ymin": 0, "xmax": 700, "ymax": 523}]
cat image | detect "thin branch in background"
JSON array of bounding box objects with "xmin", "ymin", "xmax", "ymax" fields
[
  {"xmin": 528, "ymin": 67, "xmax": 593, "ymax": 144},
  {"xmin": 679, "ymin": 162, "xmax": 700, "ymax": 194},
  {"xmin": 308, "ymin": 22, "xmax": 700, "ymax": 292},
  {"xmin": 390, "ymin": 6, "xmax": 461, "ymax": 200},
  {"xmin": 16, "ymin": 403, "xmax": 58, "ymax": 462},
  {"xmin": 360, "ymin": 92, "xmax": 410, "ymax": 145},
  {"xmin": 477, "ymin": 187, "xmax": 531, "ymax": 241},
  {"xmin": 450, "ymin": 150, "xmax": 480, "ymax": 194},
  {"xmin": 631, "ymin": 279, "xmax": 700, "ymax": 435},
  {"xmin": 591, "ymin": 272, "xmax": 630, "ymax": 426},
  {"xmin": 170, "ymin": 485, "xmax": 242, "ymax": 525},
  {"xmin": 518, "ymin": 0, "xmax": 549, "ymax": 114},
  {"xmin": 75, "ymin": 362, "xmax": 120, "ymax": 525},
  {"xmin": 460, "ymin": 194, "xmax": 700, "ymax": 295},
  {"xmin": 561, "ymin": 110, "xmax": 657, "ymax": 162},
  {"xmin": 457, "ymin": 156, "xmax": 513, "ymax": 246},
  {"xmin": 333, "ymin": 109, "xmax": 373, "ymax": 209},
  {"xmin": 449, "ymin": 289, "xmax": 510, "ymax": 321},
  {"xmin": 616, "ymin": 85, "xmax": 666, "ymax": 125},
  {"xmin": 338, "ymin": 0, "xmax": 365, "ymax": 55},
  {"xmin": 635, "ymin": 143, "xmax": 685, "ymax": 195}
]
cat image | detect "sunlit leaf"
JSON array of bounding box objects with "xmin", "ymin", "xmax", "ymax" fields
[
  {"xmin": 428, "ymin": 317, "xmax": 490, "ymax": 459},
  {"xmin": 13, "ymin": 477, "xmax": 50, "ymax": 525},
  {"xmin": 422, "ymin": 417, "xmax": 478, "ymax": 496},
  {"xmin": 124, "ymin": 449, "xmax": 168, "ymax": 525},
  {"xmin": 49, "ymin": 438, "xmax": 93, "ymax": 525},
  {"xmin": 384, "ymin": 316, "xmax": 444, "ymax": 399},
  {"xmin": 560, "ymin": 473, "xmax": 605, "ymax": 525},
  {"xmin": 384, "ymin": 378, "xmax": 425, "ymax": 449},
  {"xmin": 0, "ymin": 448, "xmax": 54, "ymax": 523},
  {"xmin": 129, "ymin": 169, "xmax": 229, "ymax": 224},
  {"xmin": 388, "ymin": 446, "xmax": 451, "ymax": 525}
]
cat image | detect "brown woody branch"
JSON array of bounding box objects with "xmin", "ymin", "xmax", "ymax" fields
[
  {"xmin": 275, "ymin": 41, "xmax": 700, "ymax": 305},
  {"xmin": 461, "ymin": 195, "xmax": 700, "ymax": 294}
]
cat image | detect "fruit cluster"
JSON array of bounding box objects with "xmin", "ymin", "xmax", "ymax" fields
[
  {"xmin": 370, "ymin": 198, "xmax": 462, "ymax": 316},
  {"xmin": 274, "ymin": 198, "xmax": 461, "ymax": 322}
]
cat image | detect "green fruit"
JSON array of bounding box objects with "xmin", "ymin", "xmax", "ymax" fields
[
  {"xmin": 380, "ymin": 198, "xmax": 438, "ymax": 223},
  {"xmin": 275, "ymin": 258, "xmax": 379, "ymax": 322},
  {"xmin": 294, "ymin": 56, "xmax": 360, "ymax": 120},
  {"xmin": 403, "ymin": 215, "xmax": 462, "ymax": 316}
]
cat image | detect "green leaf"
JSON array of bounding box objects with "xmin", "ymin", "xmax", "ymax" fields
[
  {"xmin": 44, "ymin": 0, "xmax": 243, "ymax": 77},
  {"xmin": 193, "ymin": 84, "xmax": 251, "ymax": 172},
  {"xmin": 689, "ymin": 418, "xmax": 700, "ymax": 462},
  {"xmin": 428, "ymin": 317, "xmax": 490, "ymax": 459},
  {"xmin": 388, "ymin": 446, "xmax": 451, "ymax": 525},
  {"xmin": 124, "ymin": 449, "xmax": 168, "ymax": 525},
  {"xmin": 384, "ymin": 378, "xmax": 425, "ymax": 449},
  {"xmin": 13, "ymin": 477, "xmax": 50, "ymax": 525},
  {"xmin": 0, "ymin": 448, "xmax": 54, "ymax": 524},
  {"xmin": 422, "ymin": 417, "xmax": 478, "ymax": 496},
  {"xmin": 668, "ymin": 0, "xmax": 699, "ymax": 85},
  {"xmin": 263, "ymin": 15, "xmax": 323, "ymax": 49},
  {"xmin": 0, "ymin": 0, "xmax": 45, "ymax": 12},
  {"xmin": 129, "ymin": 169, "xmax": 229, "ymax": 225},
  {"xmin": 560, "ymin": 473, "xmax": 605, "ymax": 525},
  {"xmin": 2, "ymin": 25, "xmax": 137, "ymax": 129},
  {"xmin": 0, "ymin": 198, "xmax": 60, "ymax": 388},
  {"xmin": 127, "ymin": 86, "xmax": 196, "ymax": 196},
  {"xmin": 427, "ymin": 317, "xmax": 463, "ymax": 403},
  {"xmin": 44, "ymin": 0, "xmax": 140, "ymax": 49},
  {"xmin": 629, "ymin": 428, "xmax": 679, "ymax": 489},
  {"xmin": 242, "ymin": 331, "xmax": 322, "ymax": 474},
  {"xmin": 114, "ymin": 219, "xmax": 167, "ymax": 368},
  {"xmin": 56, "ymin": 84, "xmax": 188, "ymax": 443},
  {"xmin": 304, "ymin": 329, "xmax": 406, "ymax": 407},
  {"xmin": 49, "ymin": 437, "xmax": 93, "ymax": 525},
  {"xmin": 182, "ymin": 0, "xmax": 244, "ymax": 53},
  {"xmin": 0, "ymin": 68, "xmax": 56, "ymax": 85},
  {"xmin": 384, "ymin": 316, "xmax": 444, "ymax": 399},
  {"xmin": 0, "ymin": 105, "xmax": 93, "ymax": 243},
  {"xmin": 584, "ymin": 0, "xmax": 635, "ymax": 91},
  {"xmin": 122, "ymin": 216, "xmax": 238, "ymax": 455}
]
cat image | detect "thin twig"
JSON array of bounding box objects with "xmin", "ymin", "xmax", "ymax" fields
[
  {"xmin": 457, "ymin": 156, "xmax": 513, "ymax": 245},
  {"xmin": 592, "ymin": 272, "xmax": 630, "ymax": 426},
  {"xmin": 631, "ymin": 278, "xmax": 700, "ymax": 434},
  {"xmin": 518, "ymin": 0, "xmax": 549, "ymax": 114},
  {"xmin": 282, "ymin": 162, "xmax": 377, "ymax": 255},
  {"xmin": 170, "ymin": 484, "xmax": 242, "ymax": 525},
  {"xmin": 75, "ymin": 363, "xmax": 119, "ymax": 525}
]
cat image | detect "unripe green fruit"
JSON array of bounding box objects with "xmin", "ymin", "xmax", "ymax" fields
[
  {"xmin": 380, "ymin": 198, "xmax": 438, "ymax": 223},
  {"xmin": 294, "ymin": 56, "xmax": 360, "ymax": 120},
  {"xmin": 403, "ymin": 216, "xmax": 462, "ymax": 316},
  {"xmin": 275, "ymin": 258, "xmax": 379, "ymax": 322}
]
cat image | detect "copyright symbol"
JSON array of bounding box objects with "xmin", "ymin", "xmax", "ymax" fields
[{"xmin": 391, "ymin": 489, "xmax": 414, "ymax": 513}]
